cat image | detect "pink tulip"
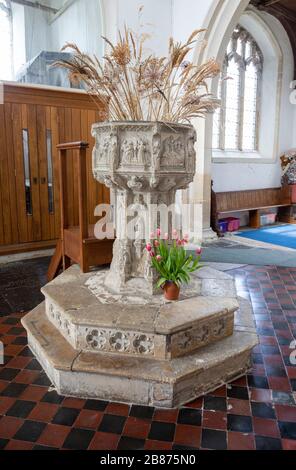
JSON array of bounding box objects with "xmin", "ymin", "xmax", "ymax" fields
[
  {"xmin": 164, "ymin": 233, "xmax": 169, "ymax": 240},
  {"xmin": 154, "ymin": 240, "xmax": 159, "ymax": 247},
  {"xmin": 177, "ymin": 239, "xmax": 182, "ymax": 246},
  {"xmin": 172, "ymin": 229, "xmax": 178, "ymax": 236},
  {"xmin": 156, "ymin": 255, "xmax": 162, "ymax": 262},
  {"xmin": 146, "ymin": 243, "xmax": 152, "ymax": 252},
  {"xmin": 196, "ymin": 247, "xmax": 202, "ymax": 255},
  {"xmin": 150, "ymin": 251, "xmax": 155, "ymax": 257},
  {"xmin": 156, "ymin": 228, "xmax": 161, "ymax": 237}
]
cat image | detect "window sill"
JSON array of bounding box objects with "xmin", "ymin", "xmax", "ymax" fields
[{"xmin": 212, "ymin": 150, "xmax": 276, "ymax": 164}]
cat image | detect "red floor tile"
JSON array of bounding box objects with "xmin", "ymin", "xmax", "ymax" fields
[
  {"xmin": 144, "ymin": 439, "xmax": 172, "ymax": 450},
  {"xmin": 13, "ymin": 369, "xmax": 40, "ymax": 385},
  {"xmin": 38, "ymin": 423, "xmax": 70, "ymax": 448},
  {"xmin": 0, "ymin": 397, "xmax": 15, "ymax": 415},
  {"xmin": 274, "ymin": 405, "xmax": 296, "ymax": 422},
  {"xmin": 268, "ymin": 377, "xmax": 291, "ymax": 392},
  {"xmin": 20, "ymin": 385, "xmax": 47, "ymax": 402},
  {"xmin": 28, "ymin": 403, "xmax": 60, "ymax": 422},
  {"xmin": 74, "ymin": 409, "xmax": 103, "ymax": 430},
  {"xmin": 227, "ymin": 398, "xmax": 251, "ymax": 416},
  {"xmin": 105, "ymin": 402, "xmax": 130, "ymax": 416},
  {"xmin": 62, "ymin": 397, "xmax": 86, "ymax": 409},
  {"xmin": 89, "ymin": 432, "xmax": 120, "ymax": 450},
  {"xmin": 282, "ymin": 439, "xmax": 296, "ymax": 450},
  {"xmin": 174, "ymin": 424, "xmax": 201, "ymax": 447},
  {"xmin": 252, "ymin": 417, "xmax": 280, "ymax": 438},
  {"xmin": 250, "ymin": 388, "xmax": 272, "ymax": 403},
  {"xmin": 153, "ymin": 409, "xmax": 178, "ymax": 423},
  {"xmin": 0, "ymin": 416, "xmax": 24, "ymax": 439},
  {"xmin": 202, "ymin": 411, "xmax": 227, "ymax": 430},
  {"xmin": 4, "ymin": 439, "xmax": 34, "ymax": 450},
  {"xmin": 123, "ymin": 417, "xmax": 151, "ymax": 439},
  {"xmin": 228, "ymin": 431, "xmax": 255, "ymax": 450}
]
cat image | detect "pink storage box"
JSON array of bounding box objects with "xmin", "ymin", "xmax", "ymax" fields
[{"xmin": 224, "ymin": 217, "xmax": 240, "ymax": 232}]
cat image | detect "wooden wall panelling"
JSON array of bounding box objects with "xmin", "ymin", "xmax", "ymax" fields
[
  {"xmin": 36, "ymin": 104, "xmax": 51, "ymax": 241},
  {"xmin": 26, "ymin": 104, "xmax": 42, "ymax": 242},
  {"xmin": 4, "ymin": 103, "xmax": 18, "ymax": 245},
  {"xmin": 64, "ymin": 107, "xmax": 75, "ymax": 227},
  {"xmin": 0, "ymin": 104, "xmax": 11, "ymax": 244},
  {"xmin": 11, "ymin": 103, "xmax": 29, "ymax": 243},
  {"xmin": 50, "ymin": 106, "xmax": 60, "ymax": 240},
  {"xmin": 71, "ymin": 107, "xmax": 82, "ymax": 227}
]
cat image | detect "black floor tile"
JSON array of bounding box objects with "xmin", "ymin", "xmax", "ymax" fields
[
  {"xmin": 148, "ymin": 422, "xmax": 175, "ymax": 442},
  {"xmin": 41, "ymin": 391, "xmax": 64, "ymax": 404},
  {"xmin": 247, "ymin": 375, "xmax": 269, "ymax": 389},
  {"xmin": 261, "ymin": 345, "xmax": 280, "ymax": 355},
  {"xmin": 6, "ymin": 400, "xmax": 36, "ymax": 419},
  {"xmin": 227, "ymin": 414, "xmax": 253, "ymax": 433},
  {"xmin": 265, "ymin": 366, "xmax": 287, "ymax": 378},
  {"xmin": 0, "ymin": 368, "xmax": 20, "ymax": 381},
  {"xmin": 18, "ymin": 347, "xmax": 34, "ymax": 357},
  {"xmin": 278, "ymin": 421, "xmax": 296, "ymax": 440},
  {"xmin": 291, "ymin": 379, "xmax": 296, "ymax": 392},
  {"xmin": 0, "ymin": 438, "xmax": 8, "ymax": 450},
  {"xmin": 255, "ymin": 435, "xmax": 282, "ymax": 450},
  {"xmin": 130, "ymin": 405, "xmax": 154, "ymax": 420},
  {"xmin": 201, "ymin": 429, "xmax": 227, "ymax": 450},
  {"xmin": 8, "ymin": 327, "xmax": 23, "ymax": 335},
  {"xmin": 117, "ymin": 436, "xmax": 145, "ymax": 450},
  {"xmin": 14, "ymin": 420, "xmax": 47, "ymax": 442},
  {"xmin": 3, "ymin": 287, "xmax": 44, "ymax": 313},
  {"xmin": 25, "ymin": 358, "xmax": 43, "ymax": 371},
  {"xmin": 3, "ymin": 317, "xmax": 20, "ymax": 325},
  {"xmin": 98, "ymin": 414, "xmax": 126, "ymax": 435},
  {"xmin": 227, "ymin": 386, "xmax": 249, "ymax": 400},
  {"xmin": 203, "ymin": 396, "xmax": 227, "ymax": 412},
  {"xmin": 84, "ymin": 399, "xmax": 108, "ymax": 412},
  {"xmin": 0, "ymin": 382, "xmax": 27, "ymax": 398},
  {"xmin": 177, "ymin": 408, "xmax": 202, "ymax": 426},
  {"xmin": 52, "ymin": 407, "xmax": 80, "ymax": 426},
  {"xmin": 0, "ymin": 295, "xmax": 12, "ymax": 316},
  {"xmin": 62, "ymin": 428, "xmax": 94, "ymax": 450},
  {"xmin": 12, "ymin": 337, "xmax": 27, "ymax": 346},
  {"xmin": 251, "ymin": 402, "xmax": 276, "ymax": 419},
  {"xmin": 33, "ymin": 373, "xmax": 52, "ymax": 387}
]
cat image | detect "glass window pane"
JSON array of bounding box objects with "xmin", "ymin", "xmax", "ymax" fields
[
  {"xmin": 212, "ymin": 78, "xmax": 222, "ymax": 149},
  {"xmin": 242, "ymin": 63, "xmax": 258, "ymax": 151},
  {"xmin": 46, "ymin": 129, "xmax": 54, "ymax": 214},
  {"xmin": 224, "ymin": 59, "xmax": 240, "ymax": 150},
  {"xmin": 22, "ymin": 129, "xmax": 32, "ymax": 216}
]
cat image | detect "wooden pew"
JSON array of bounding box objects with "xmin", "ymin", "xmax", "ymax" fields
[{"xmin": 215, "ymin": 186, "xmax": 295, "ymax": 229}]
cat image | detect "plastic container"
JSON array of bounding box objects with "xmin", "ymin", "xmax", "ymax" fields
[
  {"xmin": 218, "ymin": 219, "xmax": 228, "ymax": 233},
  {"xmin": 260, "ymin": 213, "xmax": 276, "ymax": 226},
  {"xmin": 224, "ymin": 217, "xmax": 240, "ymax": 232}
]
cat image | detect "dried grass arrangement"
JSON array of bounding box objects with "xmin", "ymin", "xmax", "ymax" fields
[{"xmin": 55, "ymin": 28, "xmax": 220, "ymax": 123}]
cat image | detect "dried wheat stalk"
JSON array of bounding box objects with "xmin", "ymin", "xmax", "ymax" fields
[{"xmin": 54, "ymin": 28, "xmax": 220, "ymax": 123}]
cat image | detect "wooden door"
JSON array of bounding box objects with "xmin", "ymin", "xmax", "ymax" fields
[{"xmin": 0, "ymin": 83, "xmax": 109, "ymax": 254}]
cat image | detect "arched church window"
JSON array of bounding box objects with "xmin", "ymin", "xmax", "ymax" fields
[
  {"xmin": 213, "ymin": 25, "xmax": 263, "ymax": 152},
  {"xmin": 0, "ymin": 0, "xmax": 13, "ymax": 80}
]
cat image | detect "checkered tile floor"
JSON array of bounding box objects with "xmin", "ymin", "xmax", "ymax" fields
[{"xmin": 1, "ymin": 263, "xmax": 296, "ymax": 450}]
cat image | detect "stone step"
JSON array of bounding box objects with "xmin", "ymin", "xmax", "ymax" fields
[
  {"xmin": 42, "ymin": 265, "xmax": 238, "ymax": 359},
  {"xmin": 22, "ymin": 302, "xmax": 258, "ymax": 408}
]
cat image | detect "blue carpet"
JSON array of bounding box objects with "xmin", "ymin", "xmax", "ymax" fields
[{"xmin": 238, "ymin": 224, "xmax": 296, "ymax": 249}]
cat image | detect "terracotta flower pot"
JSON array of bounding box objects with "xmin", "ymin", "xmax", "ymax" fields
[{"xmin": 163, "ymin": 281, "xmax": 180, "ymax": 301}]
